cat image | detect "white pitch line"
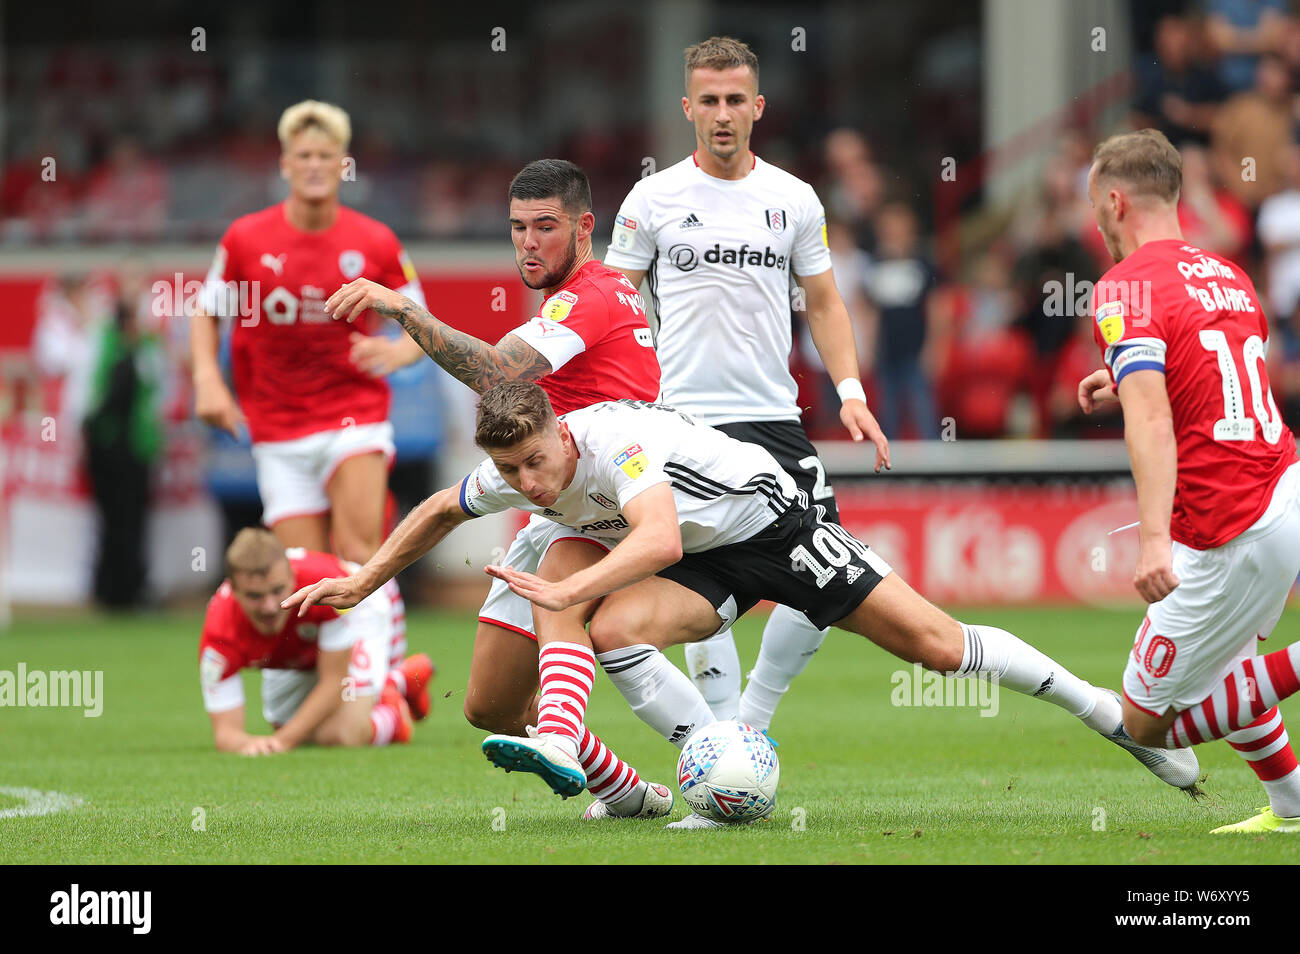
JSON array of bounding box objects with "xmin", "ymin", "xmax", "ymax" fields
[{"xmin": 0, "ymin": 786, "xmax": 86, "ymax": 819}]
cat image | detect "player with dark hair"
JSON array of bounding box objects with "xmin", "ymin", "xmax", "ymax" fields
[
  {"xmin": 284, "ymin": 381, "xmax": 1200, "ymax": 820},
  {"xmin": 1077, "ymin": 128, "xmax": 1300, "ymax": 834},
  {"xmin": 322, "ymin": 159, "xmax": 673, "ymax": 819}
]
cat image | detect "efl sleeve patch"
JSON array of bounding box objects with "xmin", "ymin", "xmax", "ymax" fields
[
  {"xmin": 399, "ymin": 249, "xmax": 419, "ymax": 285},
  {"xmin": 1095, "ymin": 300, "xmax": 1126, "ymax": 345},
  {"xmin": 613, "ymin": 442, "xmax": 649, "ymax": 478},
  {"xmin": 611, "ymin": 213, "xmax": 639, "ymax": 253},
  {"xmin": 199, "ymin": 647, "xmax": 229, "ymax": 687},
  {"xmin": 541, "ymin": 290, "xmax": 579, "ymax": 322}
]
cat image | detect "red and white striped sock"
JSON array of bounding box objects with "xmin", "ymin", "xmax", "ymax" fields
[
  {"xmin": 1166, "ymin": 645, "xmax": 1300, "ymax": 747},
  {"xmin": 386, "ymin": 667, "xmax": 407, "ymax": 698},
  {"xmin": 1226, "ymin": 708, "xmax": 1300, "ymax": 817},
  {"xmin": 370, "ymin": 703, "xmax": 398, "ymax": 746},
  {"xmin": 578, "ymin": 726, "xmax": 641, "ymax": 804},
  {"xmin": 536, "ymin": 641, "xmax": 595, "ymax": 758}
]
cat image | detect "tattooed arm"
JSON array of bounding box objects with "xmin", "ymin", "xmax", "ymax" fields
[{"xmin": 324, "ymin": 278, "xmax": 552, "ymax": 393}]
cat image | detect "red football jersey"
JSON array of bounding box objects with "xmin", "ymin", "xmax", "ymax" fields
[
  {"xmin": 508, "ymin": 260, "xmax": 661, "ymax": 414},
  {"xmin": 1093, "ymin": 238, "xmax": 1298, "ymax": 548},
  {"xmin": 201, "ymin": 203, "xmax": 425, "ymax": 443},
  {"xmin": 198, "ymin": 549, "xmax": 348, "ymax": 684}
]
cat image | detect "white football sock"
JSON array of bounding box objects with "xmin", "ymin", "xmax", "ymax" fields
[
  {"xmin": 738, "ymin": 604, "xmax": 827, "ymax": 731},
  {"xmin": 956, "ymin": 623, "xmax": 1118, "ymax": 732},
  {"xmin": 684, "ymin": 629, "xmax": 741, "ymax": 721},
  {"xmin": 597, "ymin": 644, "xmax": 716, "ymax": 748}
]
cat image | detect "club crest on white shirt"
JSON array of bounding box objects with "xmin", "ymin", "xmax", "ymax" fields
[
  {"xmin": 764, "ymin": 208, "xmax": 787, "ymax": 234},
  {"xmin": 339, "ymin": 250, "xmax": 366, "ymax": 280}
]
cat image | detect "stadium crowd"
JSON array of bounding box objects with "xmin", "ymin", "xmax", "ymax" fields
[{"xmin": 10, "ymin": 2, "xmax": 1300, "ymax": 557}]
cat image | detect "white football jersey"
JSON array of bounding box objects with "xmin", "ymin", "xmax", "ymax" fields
[
  {"xmin": 605, "ymin": 155, "xmax": 833, "ymax": 425},
  {"xmin": 458, "ymin": 400, "xmax": 799, "ymax": 551}
]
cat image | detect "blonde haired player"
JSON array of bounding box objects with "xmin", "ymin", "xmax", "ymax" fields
[
  {"xmin": 1078, "ymin": 128, "xmax": 1300, "ymax": 833},
  {"xmin": 200, "ymin": 528, "xmax": 433, "ymax": 754},
  {"xmin": 191, "ymin": 100, "xmax": 428, "ymax": 564}
]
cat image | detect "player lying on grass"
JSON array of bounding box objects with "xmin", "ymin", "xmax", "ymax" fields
[
  {"xmin": 1076, "ymin": 129, "xmax": 1300, "ymax": 835},
  {"xmin": 200, "ymin": 528, "xmax": 434, "ymax": 755},
  {"xmin": 284, "ymin": 383, "xmax": 1200, "ymax": 823}
]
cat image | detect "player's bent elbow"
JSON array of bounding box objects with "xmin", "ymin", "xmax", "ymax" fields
[{"xmin": 654, "ymin": 530, "xmax": 683, "ymax": 568}]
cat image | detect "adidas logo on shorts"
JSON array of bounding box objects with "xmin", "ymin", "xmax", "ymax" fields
[{"xmin": 845, "ymin": 564, "xmax": 865, "ymax": 584}]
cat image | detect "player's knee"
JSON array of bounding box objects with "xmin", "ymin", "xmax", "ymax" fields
[
  {"xmin": 463, "ymin": 694, "xmax": 517, "ymax": 733},
  {"xmin": 588, "ymin": 606, "xmax": 645, "ymax": 653}
]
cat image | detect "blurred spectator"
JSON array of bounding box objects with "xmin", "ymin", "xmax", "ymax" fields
[
  {"xmin": 81, "ymin": 264, "xmax": 165, "ymax": 608},
  {"xmin": 1133, "ymin": 15, "xmax": 1225, "ymax": 147},
  {"xmin": 932, "ymin": 250, "xmax": 1031, "ymax": 438},
  {"xmin": 1211, "ymin": 53, "xmax": 1295, "ymax": 209},
  {"xmin": 0, "ymin": 138, "xmax": 80, "ymax": 242},
  {"xmin": 864, "ymin": 202, "xmax": 940, "ymax": 439},
  {"xmin": 81, "ymin": 136, "xmax": 168, "ymax": 242},
  {"xmin": 795, "ymin": 217, "xmax": 876, "ymax": 437},
  {"xmin": 1205, "ymin": 0, "xmax": 1291, "ymax": 94},
  {"xmin": 1010, "ymin": 134, "xmax": 1094, "ymax": 260},
  {"xmin": 822, "ymin": 128, "xmax": 884, "ymax": 255},
  {"xmin": 1257, "ymin": 142, "xmax": 1300, "ymax": 318},
  {"xmin": 32, "ymin": 274, "xmax": 98, "ymax": 431},
  {"xmin": 1012, "ymin": 201, "xmax": 1097, "ymax": 435},
  {"xmin": 1268, "ymin": 295, "xmax": 1300, "ymax": 428},
  {"xmin": 1048, "ymin": 315, "xmax": 1124, "ymax": 438},
  {"xmin": 1177, "ymin": 143, "xmax": 1252, "ymax": 259}
]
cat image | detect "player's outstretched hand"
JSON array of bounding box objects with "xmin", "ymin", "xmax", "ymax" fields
[
  {"xmin": 485, "ymin": 564, "xmax": 574, "ymax": 611},
  {"xmin": 325, "ymin": 278, "xmax": 410, "ymax": 323},
  {"xmin": 282, "ymin": 576, "xmax": 365, "ymax": 616},
  {"xmin": 349, "ymin": 331, "xmax": 418, "ymax": 377},
  {"xmin": 840, "ymin": 399, "xmax": 891, "ymax": 473},
  {"xmin": 1077, "ymin": 368, "xmax": 1118, "ymax": 414},
  {"xmin": 238, "ymin": 735, "xmax": 286, "ymax": 756},
  {"xmin": 1134, "ymin": 538, "xmax": 1180, "ymax": 603}
]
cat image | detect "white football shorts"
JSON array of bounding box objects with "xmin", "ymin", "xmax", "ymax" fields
[
  {"xmin": 251, "ymin": 421, "xmax": 395, "ymax": 527},
  {"xmin": 1123, "ymin": 462, "xmax": 1300, "ymax": 716},
  {"xmin": 478, "ymin": 514, "xmax": 610, "ymax": 639}
]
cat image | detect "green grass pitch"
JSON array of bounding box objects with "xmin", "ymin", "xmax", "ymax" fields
[{"xmin": 2, "ymin": 604, "xmax": 1299, "ymax": 864}]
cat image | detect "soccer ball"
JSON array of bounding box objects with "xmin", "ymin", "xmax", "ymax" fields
[{"xmin": 676, "ymin": 720, "xmax": 780, "ymax": 823}]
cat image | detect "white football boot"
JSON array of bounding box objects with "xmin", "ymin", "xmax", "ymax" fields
[
  {"xmin": 583, "ymin": 782, "xmax": 674, "ymax": 820},
  {"xmin": 665, "ymin": 812, "xmax": 728, "ymax": 830},
  {"xmin": 1100, "ymin": 690, "xmax": 1201, "ymax": 791}
]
